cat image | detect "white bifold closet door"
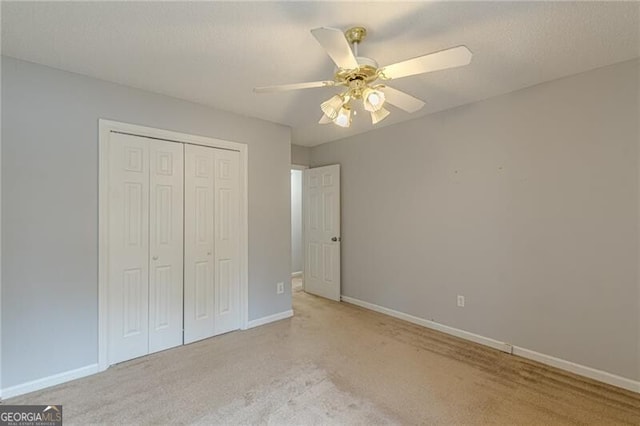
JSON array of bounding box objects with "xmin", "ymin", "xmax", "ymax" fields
[
  {"xmin": 148, "ymin": 140, "xmax": 184, "ymax": 353},
  {"xmin": 108, "ymin": 133, "xmax": 184, "ymax": 365},
  {"xmin": 184, "ymin": 144, "xmax": 241, "ymax": 344}
]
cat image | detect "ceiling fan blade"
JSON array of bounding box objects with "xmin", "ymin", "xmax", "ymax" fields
[
  {"xmin": 318, "ymin": 114, "xmax": 333, "ymax": 124},
  {"xmin": 310, "ymin": 27, "xmax": 359, "ymax": 70},
  {"xmin": 380, "ymin": 86, "xmax": 425, "ymax": 113},
  {"xmin": 254, "ymin": 80, "xmax": 336, "ymax": 93},
  {"xmin": 380, "ymin": 45, "xmax": 472, "ymax": 80}
]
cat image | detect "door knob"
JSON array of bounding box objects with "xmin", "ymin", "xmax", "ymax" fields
[
  {"xmin": 331, "ymin": 237, "xmax": 341, "ymax": 242},
  {"xmin": 152, "ymin": 256, "xmax": 158, "ymax": 261}
]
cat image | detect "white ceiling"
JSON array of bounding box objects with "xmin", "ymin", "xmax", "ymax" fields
[{"xmin": 2, "ymin": 1, "xmax": 639, "ymax": 147}]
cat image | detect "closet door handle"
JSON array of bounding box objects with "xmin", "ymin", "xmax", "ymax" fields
[{"xmin": 152, "ymin": 256, "xmax": 159, "ymax": 261}]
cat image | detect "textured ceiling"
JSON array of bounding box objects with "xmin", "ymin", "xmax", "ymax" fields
[{"xmin": 2, "ymin": 1, "xmax": 639, "ymax": 146}]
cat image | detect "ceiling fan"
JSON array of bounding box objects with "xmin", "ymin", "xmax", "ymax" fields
[{"xmin": 254, "ymin": 26, "xmax": 472, "ymax": 128}]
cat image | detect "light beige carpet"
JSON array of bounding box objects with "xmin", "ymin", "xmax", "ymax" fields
[{"xmin": 6, "ymin": 284, "xmax": 640, "ymax": 424}]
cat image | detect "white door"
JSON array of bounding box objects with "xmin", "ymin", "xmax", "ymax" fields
[
  {"xmin": 304, "ymin": 165, "xmax": 341, "ymax": 301},
  {"xmin": 184, "ymin": 145, "xmax": 241, "ymax": 342},
  {"xmin": 108, "ymin": 134, "xmax": 185, "ymax": 363},
  {"xmin": 213, "ymin": 149, "xmax": 241, "ymax": 334},
  {"xmin": 108, "ymin": 133, "xmax": 151, "ymax": 364},
  {"xmin": 184, "ymin": 144, "xmax": 216, "ymax": 344},
  {"xmin": 100, "ymin": 121, "xmax": 249, "ymax": 368},
  {"xmin": 148, "ymin": 140, "xmax": 184, "ymax": 353}
]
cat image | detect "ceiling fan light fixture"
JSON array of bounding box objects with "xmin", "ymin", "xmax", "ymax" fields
[
  {"xmin": 362, "ymin": 87, "xmax": 386, "ymax": 112},
  {"xmin": 333, "ymin": 106, "xmax": 352, "ymax": 128},
  {"xmin": 254, "ymin": 26, "xmax": 472, "ymax": 131},
  {"xmin": 370, "ymin": 107, "xmax": 390, "ymax": 125},
  {"xmin": 320, "ymin": 94, "xmax": 345, "ymax": 120}
]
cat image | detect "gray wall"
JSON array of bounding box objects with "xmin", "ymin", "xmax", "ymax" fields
[
  {"xmin": 310, "ymin": 59, "xmax": 640, "ymax": 381},
  {"xmin": 291, "ymin": 170, "xmax": 303, "ymax": 274},
  {"xmin": 291, "ymin": 144, "xmax": 310, "ymax": 167},
  {"xmin": 1, "ymin": 56, "xmax": 292, "ymax": 388}
]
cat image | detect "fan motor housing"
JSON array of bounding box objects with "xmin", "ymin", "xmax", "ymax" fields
[{"xmin": 335, "ymin": 56, "xmax": 380, "ymax": 93}]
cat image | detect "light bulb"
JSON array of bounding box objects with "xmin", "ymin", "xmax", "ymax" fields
[
  {"xmin": 363, "ymin": 87, "xmax": 386, "ymax": 112},
  {"xmin": 335, "ymin": 115, "xmax": 349, "ymax": 127},
  {"xmin": 333, "ymin": 106, "xmax": 352, "ymax": 128}
]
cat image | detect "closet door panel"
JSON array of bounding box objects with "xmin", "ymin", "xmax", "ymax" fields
[
  {"xmin": 108, "ymin": 133, "xmax": 150, "ymax": 364},
  {"xmin": 214, "ymin": 149, "xmax": 241, "ymax": 334},
  {"xmin": 184, "ymin": 144, "xmax": 216, "ymax": 344},
  {"xmin": 148, "ymin": 140, "xmax": 184, "ymax": 353}
]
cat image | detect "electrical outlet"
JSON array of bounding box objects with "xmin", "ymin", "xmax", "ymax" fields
[
  {"xmin": 277, "ymin": 282, "xmax": 284, "ymax": 294},
  {"xmin": 457, "ymin": 295, "xmax": 465, "ymax": 307}
]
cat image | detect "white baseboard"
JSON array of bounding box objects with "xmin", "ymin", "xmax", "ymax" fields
[
  {"xmin": 291, "ymin": 271, "xmax": 303, "ymax": 278},
  {"xmin": 2, "ymin": 363, "xmax": 99, "ymax": 399},
  {"xmin": 246, "ymin": 309, "xmax": 294, "ymax": 329},
  {"xmin": 341, "ymin": 296, "xmax": 513, "ymax": 353},
  {"xmin": 341, "ymin": 295, "xmax": 639, "ymax": 394},
  {"xmin": 512, "ymin": 347, "xmax": 639, "ymax": 393},
  {"xmin": 2, "ymin": 310, "xmax": 292, "ymax": 399}
]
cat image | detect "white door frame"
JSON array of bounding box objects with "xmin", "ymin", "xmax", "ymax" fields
[
  {"xmin": 98, "ymin": 119, "xmax": 249, "ymax": 372},
  {"xmin": 0, "ymin": 95, "xmax": 3, "ymax": 398}
]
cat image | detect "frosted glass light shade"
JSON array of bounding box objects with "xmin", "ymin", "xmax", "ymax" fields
[
  {"xmin": 370, "ymin": 107, "xmax": 390, "ymax": 124},
  {"xmin": 333, "ymin": 106, "xmax": 352, "ymax": 128},
  {"xmin": 362, "ymin": 87, "xmax": 386, "ymax": 112},
  {"xmin": 320, "ymin": 95, "xmax": 345, "ymax": 120}
]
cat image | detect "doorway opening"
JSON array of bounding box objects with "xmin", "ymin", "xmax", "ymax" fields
[{"xmin": 291, "ymin": 167, "xmax": 305, "ymax": 292}]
